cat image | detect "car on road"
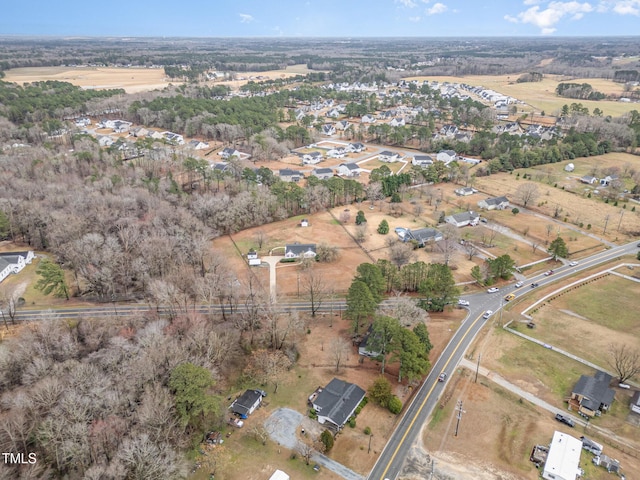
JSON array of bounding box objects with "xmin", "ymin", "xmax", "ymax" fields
[
  {"xmin": 555, "ymin": 413, "xmax": 575, "ymax": 427},
  {"xmin": 530, "ymin": 282, "xmax": 539, "ymax": 288},
  {"xmin": 504, "ymin": 293, "xmax": 516, "ymax": 302},
  {"xmin": 569, "ymin": 261, "xmax": 579, "ymax": 266},
  {"xmin": 487, "ymin": 287, "xmax": 500, "ymax": 293},
  {"xmin": 482, "ymin": 310, "xmax": 493, "ymax": 319},
  {"xmin": 515, "ymin": 281, "xmax": 523, "ymax": 288},
  {"xmin": 438, "ymin": 372, "xmax": 447, "ymax": 382},
  {"xmin": 544, "ymin": 270, "xmax": 554, "ymax": 276},
  {"xmin": 458, "ymin": 299, "xmax": 470, "ymax": 307},
  {"xmin": 637, "ymin": 243, "xmax": 640, "ymax": 248},
  {"xmin": 543, "ymin": 343, "xmax": 552, "ymax": 349}
]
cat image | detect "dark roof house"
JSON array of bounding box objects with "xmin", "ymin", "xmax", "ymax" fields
[
  {"xmin": 285, "ymin": 243, "xmax": 317, "ymax": 258},
  {"xmin": 403, "ymin": 228, "xmax": 443, "ymax": 246},
  {"xmin": 570, "ymin": 371, "xmax": 615, "ymax": 417},
  {"xmin": 230, "ymin": 389, "xmax": 263, "ymax": 418},
  {"xmin": 311, "ymin": 378, "xmax": 366, "ymax": 429}
]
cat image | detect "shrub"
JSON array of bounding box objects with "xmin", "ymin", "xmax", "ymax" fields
[
  {"xmin": 364, "ymin": 426, "xmax": 372, "ymax": 435},
  {"xmin": 368, "ymin": 377, "xmax": 393, "ymax": 408},
  {"xmin": 320, "ymin": 430, "xmax": 334, "ymax": 452},
  {"xmin": 388, "ymin": 396, "xmax": 402, "ymax": 414},
  {"xmin": 348, "ymin": 417, "xmax": 356, "ymax": 428},
  {"xmin": 309, "ymin": 409, "xmax": 318, "ymax": 420},
  {"xmin": 355, "ymin": 210, "xmax": 367, "ymax": 225},
  {"xmin": 377, "ymin": 219, "xmax": 390, "ymax": 235},
  {"xmin": 511, "ymin": 207, "xmax": 520, "ymax": 215}
]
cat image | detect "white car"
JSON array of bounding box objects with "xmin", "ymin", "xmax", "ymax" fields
[
  {"xmin": 487, "ymin": 287, "xmax": 499, "ymax": 293},
  {"xmin": 482, "ymin": 310, "xmax": 494, "ymax": 319},
  {"xmin": 515, "ymin": 281, "xmax": 523, "ymax": 288},
  {"xmin": 569, "ymin": 261, "xmax": 578, "ymax": 266},
  {"xmin": 458, "ymin": 299, "xmax": 470, "ymax": 306}
]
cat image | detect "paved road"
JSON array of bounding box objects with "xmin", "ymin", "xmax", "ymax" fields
[{"xmin": 367, "ymin": 239, "xmax": 639, "ymax": 480}]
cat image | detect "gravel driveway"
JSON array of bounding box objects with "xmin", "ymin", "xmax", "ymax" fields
[{"xmin": 265, "ymin": 408, "xmax": 365, "ymax": 480}]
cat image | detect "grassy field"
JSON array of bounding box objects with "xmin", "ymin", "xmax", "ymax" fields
[{"xmin": 405, "ymin": 73, "xmax": 640, "ymax": 117}]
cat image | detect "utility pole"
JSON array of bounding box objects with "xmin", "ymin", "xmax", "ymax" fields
[
  {"xmin": 475, "ymin": 354, "xmax": 481, "ymax": 383},
  {"xmin": 603, "ymin": 214, "xmax": 610, "ymax": 235},
  {"xmin": 617, "ymin": 209, "xmax": 624, "ymax": 231},
  {"xmin": 368, "ymin": 433, "xmax": 373, "ymax": 454},
  {"xmin": 454, "ymin": 400, "xmax": 465, "ymax": 437}
]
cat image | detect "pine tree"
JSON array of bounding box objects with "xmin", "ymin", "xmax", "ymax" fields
[{"xmin": 35, "ymin": 259, "xmax": 70, "ymax": 300}]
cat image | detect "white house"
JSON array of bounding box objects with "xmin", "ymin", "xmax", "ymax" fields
[
  {"xmin": 326, "ymin": 147, "xmax": 347, "ymax": 159},
  {"xmin": 310, "ymin": 378, "xmax": 366, "ymax": 430},
  {"xmin": 311, "ymin": 167, "xmax": 334, "ymax": 180},
  {"xmin": 188, "ymin": 140, "xmax": 209, "ymax": 150},
  {"xmin": 580, "ymin": 175, "xmax": 598, "ymax": 185},
  {"xmin": 337, "ymin": 162, "xmax": 361, "ymax": 177},
  {"xmin": 219, "ymin": 147, "xmax": 241, "ymax": 159},
  {"xmin": 335, "ymin": 120, "xmax": 350, "ymax": 131},
  {"xmin": 348, "ymin": 142, "xmax": 366, "ymax": 153},
  {"xmin": 437, "ymin": 150, "xmax": 457, "ymax": 164},
  {"xmin": 303, "ymin": 151, "xmax": 323, "ymax": 164},
  {"xmin": 389, "ymin": 117, "xmax": 405, "ymax": 127},
  {"xmin": 361, "ymin": 115, "xmax": 376, "ymax": 124},
  {"xmin": 631, "ymin": 391, "xmax": 640, "ymax": 415},
  {"xmin": 378, "ymin": 151, "xmax": 400, "ymax": 163},
  {"xmin": 322, "ymin": 124, "xmax": 336, "ymax": 136},
  {"xmin": 163, "ymin": 132, "xmax": 185, "ymax": 145},
  {"xmin": 445, "ymin": 211, "xmax": 480, "ymax": 227},
  {"xmin": 230, "ymin": 390, "xmax": 263, "ymax": 418},
  {"xmin": 412, "ymin": 154, "xmax": 434, "ymax": 167},
  {"xmin": 543, "ymin": 431, "xmax": 582, "ymax": 480},
  {"xmin": 0, "ymin": 251, "xmax": 35, "ymax": 284},
  {"xmin": 279, "ymin": 169, "xmax": 303, "ymax": 183},
  {"xmin": 454, "ymin": 187, "xmax": 477, "ymax": 196},
  {"xmin": 97, "ymin": 135, "xmax": 114, "ymax": 147},
  {"xmin": 284, "ymin": 243, "xmax": 317, "ymax": 258},
  {"xmin": 269, "ymin": 470, "xmax": 290, "ymax": 480},
  {"xmin": 477, "ymin": 196, "xmax": 509, "ymax": 211}
]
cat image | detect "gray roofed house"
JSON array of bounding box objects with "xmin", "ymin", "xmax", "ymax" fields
[
  {"xmin": 580, "ymin": 175, "xmax": 598, "ymax": 185},
  {"xmin": 0, "ymin": 251, "xmax": 35, "ymax": 284},
  {"xmin": 378, "ymin": 151, "xmax": 399, "ymax": 162},
  {"xmin": 445, "ymin": 211, "xmax": 480, "ymax": 227},
  {"xmin": 279, "ymin": 168, "xmax": 303, "ymax": 182},
  {"xmin": 412, "ymin": 154, "xmax": 434, "ymax": 167},
  {"xmin": 311, "ymin": 167, "xmax": 334, "ymax": 180},
  {"xmin": 454, "ymin": 187, "xmax": 477, "ymax": 196},
  {"xmin": 219, "ymin": 147, "xmax": 241, "ymax": 159},
  {"xmin": 230, "ymin": 389, "xmax": 263, "ymax": 418},
  {"xmin": 477, "ymin": 196, "xmax": 509, "ymax": 211},
  {"xmin": 337, "ymin": 162, "xmax": 361, "ymax": 177},
  {"xmin": 285, "ymin": 243, "xmax": 317, "ymax": 259},
  {"xmin": 311, "ymin": 378, "xmax": 366, "ymax": 429},
  {"xmin": 570, "ymin": 371, "xmax": 615, "ymax": 417},
  {"xmin": 403, "ymin": 228, "xmax": 443, "ymax": 247},
  {"xmin": 631, "ymin": 390, "xmax": 640, "ymax": 415}
]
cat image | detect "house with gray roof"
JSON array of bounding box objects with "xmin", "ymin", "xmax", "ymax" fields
[
  {"xmin": 310, "ymin": 378, "xmax": 366, "ymax": 430},
  {"xmin": 445, "ymin": 211, "xmax": 480, "ymax": 228},
  {"xmin": 403, "ymin": 228, "xmax": 443, "ymax": 247},
  {"xmin": 569, "ymin": 371, "xmax": 615, "ymax": 417},
  {"xmin": 230, "ymin": 389, "xmax": 263, "ymax": 418},
  {"xmin": 477, "ymin": 196, "xmax": 509, "ymax": 211},
  {"xmin": 311, "ymin": 167, "xmax": 334, "ymax": 180},
  {"xmin": 411, "ymin": 154, "xmax": 434, "ymax": 167},
  {"xmin": 284, "ymin": 243, "xmax": 317, "ymax": 259},
  {"xmin": 279, "ymin": 169, "xmax": 303, "ymax": 182},
  {"xmin": 337, "ymin": 162, "xmax": 361, "ymax": 177},
  {"xmin": 0, "ymin": 251, "xmax": 35, "ymax": 284},
  {"xmin": 630, "ymin": 390, "xmax": 640, "ymax": 415}
]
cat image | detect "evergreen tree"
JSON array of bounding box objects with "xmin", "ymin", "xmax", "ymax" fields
[
  {"xmin": 377, "ymin": 219, "xmax": 389, "ymax": 234},
  {"xmin": 355, "ymin": 210, "xmax": 367, "ymax": 225},
  {"xmin": 355, "ymin": 263, "xmax": 386, "ymax": 303},
  {"xmin": 345, "ymin": 280, "xmax": 376, "ymax": 334},
  {"xmin": 169, "ymin": 363, "xmax": 219, "ymax": 430},
  {"xmin": 486, "ymin": 254, "xmax": 516, "ymax": 280},
  {"xmin": 548, "ymin": 236, "xmax": 569, "ymax": 260},
  {"xmin": 35, "ymin": 259, "xmax": 70, "ymax": 300}
]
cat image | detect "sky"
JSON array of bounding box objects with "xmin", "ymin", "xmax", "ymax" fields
[{"xmin": 2, "ymin": 0, "xmax": 640, "ymax": 37}]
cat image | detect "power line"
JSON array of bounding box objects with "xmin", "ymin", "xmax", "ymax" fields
[{"xmin": 454, "ymin": 400, "xmax": 465, "ymax": 437}]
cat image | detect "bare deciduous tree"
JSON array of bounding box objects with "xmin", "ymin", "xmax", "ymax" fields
[
  {"xmin": 515, "ymin": 182, "xmax": 540, "ymax": 207},
  {"xmin": 386, "ymin": 238, "xmax": 415, "ymax": 270},
  {"xmin": 437, "ymin": 224, "xmax": 460, "ymax": 266},
  {"xmin": 301, "ymin": 266, "xmax": 327, "ymax": 317},
  {"xmin": 329, "ymin": 338, "xmax": 350, "ymax": 373},
  {"xmin": 608, "ymin": 343, "xmax": 640, "ymax": 383}
]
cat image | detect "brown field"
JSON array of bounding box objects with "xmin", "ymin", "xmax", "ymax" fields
[
  {"xmin": 3, "ymin": 66, "xmax": 171, "ymax": 93},
  {"xmin": 405, "ymin": 73, "xmax": 640, "ymax": 117},
  {"xmin": 472, "ymin": 170, "xmax": 640, "ymax": 242},
  {"xmin": 3, "ymin": 64, "xmax": 316, "ymax": 94}
]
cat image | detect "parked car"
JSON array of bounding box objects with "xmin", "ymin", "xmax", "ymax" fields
[
  {"xmin": 438, "ymin": 372, "xmax": 447, "ymax": 382},
  {"xmin": 555, "ymin": 413, "xmax": 575, "ymax": 428},
  {"xmin": 526, "ymin": 322, "xmax": 536, "ymax": 329},
  {"xmin": 515, "ymin": 281, "xmax": 523, "ymax": 288},
  {"xmin": 480, "ymin": 218, "xmax": 488, "ymax": 223},
  {"xmin": 482, "ymin": 310, "xmax": 493, "ymax": 319},
  {"xmin": 569, "ymin": 261, "xmax": 578, "ymax": 266},
  {"xmin": 487, "ymin": 287, "xmax": 500, "ymax": 293},
  {"xmin": 458, "ymin": 299, "xmax": 470, "ymax": 307},
  {"xmin": 544, "ymin": 270, "xmax": 554, "ymax": 276},
  {"xmin": 530, "ymin": 282, "xmax": 539, "ymax": 288}
]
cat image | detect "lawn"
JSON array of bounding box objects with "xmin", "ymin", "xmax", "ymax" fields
[{"xmin": 358, "ymin": 158, "xmax": 406, "ymax": 174}]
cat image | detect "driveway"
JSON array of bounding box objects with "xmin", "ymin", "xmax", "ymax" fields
[{"xmin": 265, "ymin": 408, "xmax": 365, "ymax": 480}]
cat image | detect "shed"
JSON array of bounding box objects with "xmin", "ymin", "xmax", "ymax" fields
[
  {"xmin": 269, "ymin": 470, "xmax": 290, "ymax": 480},
  {"xmin": 543, "ymin": 431, "xmax": 582, "ymax": 480}
]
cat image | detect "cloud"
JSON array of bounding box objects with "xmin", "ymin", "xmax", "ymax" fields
[
  {"xmin": 395, "ymin": 0, "xmax": 430, "ymax": 7},
  {"xmin": 505, "ymin": 1, "xmax": 593, "ymax": 34},
  {"xmin": 409, "ymin": 15, "xmax": 422, "ymax": 22},
  {"xmin": 426, "ymin": 2, "xmax": 448, "ymax": 14},
  {"xmin": 239, "ymin": 13, "xmax": 254, "ymax": 23},
  {"xmin": 598, "ymin": 0, "xmax": 640, "ymax": 15}
]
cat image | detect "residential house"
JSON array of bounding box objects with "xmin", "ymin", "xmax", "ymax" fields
[
  {"xmin": 268, "ymin": 470, "xmax": 290, "ymax": 480},
  {"xmin": 149, "ymin": 130, "xmax": 165, "ymax": 141},
  {"xmin": 593, "ymin": 454, "xmax": 621, "ymax": 474},
  {"xmin": 303, "ymin": 151, "xmax": 323, "ymax": 164},
  {"xmin": 130, "ymin": 126, "xmax": 149, "ymax": 138},
  {"xmin": 348, "ymin": 142, "xmax": 365, "ymax": 153},
  {"xmin": 436, "ymin": 150, "xmax": 457, "ymax": 164},
  {"xmin": 411, "ymin": 155, "xmax": 434, "ymax": 167},
  {"xmin": 284, "ymin": 243, "xmax": 317, "ymax": 259},
  {"xmin": 326, "ymin": 108, "xmax": 341, "ymax": 118},
  {"xmin": 219, "ymin": 147, "xmax": 241, "ymax": 159},
  {"xmin": 97, "ymin": 135, "xmax": 114, "ymax": 147},
  {"xmin": 163, "ymin": 132, "xmax": 185, "ymax": 145},
  {"xmin": 440, "ymin": 124, "xmax": 459, "ymax": 137},
  {"xmin": 188, "ymin": 139, "xmax": 210, "ymax": 150},
  {"xmin": 74, "ymin": 117, "xmax": 91, "ymax": 128},
  {"xmin": 212, "ymin": 162, "xmax": 230, "ymax": 173},
  {"xmin": 361, "ymin": 114, "xmax": 376, "ymax": 124},
  {"xmin": 335, "ymin": 120, "xmax": 351, "ymax": 131},
  {"xmin": 389, "ymin": 117, "xmax": 405, "ymax": 127},
  {"xmin": 454, "ymin": 187, "xmax": 477, "ymax": 196},
  {"xmin": 279, "ymin": 169, "xmax": 303, "ymax": 183},
  {"xmin": 599, "ymin": 174, "xmax": 619, "ymax": 187},
  {"xmin": 569, "ymin": 371, "xmax": 615, "ymax": 417},
  {"xmin": 477, "ymin": 196, "xmax": 509, "ymax": 211},
  {"xmin": 580, "ymin": 175, "xmax": 598, "ymax": 185},
  {"xmin": 322, "ymin": 124, "xmax": 336, "ymax": 136},
  {"xmin": 309, "ymin": 378, "xmax": 366, "ymax": 430},
  {"xmin": 454, "ymin": 132, "xmax": 472, "ymax": 143},
  {"xmin": 230, "ymin": 390, "xmax": 263, "ymax": 418},
  {"xmin": 542, "ymin": 431, "xmax": 582, "ymax": 480},
  {"xmin": 378, "ymin": 151, "xmax": 400, "ymax": 163},
  {"xmin": 111, "ymin": 120, "xmax": 132, "ymax": 133},
  {"xmin": 631, "ymin": 391, "xmax": 640, "ymax": 415},
  {"xmin": 326, "ymin": 147, "xmax": 347, "ymax": 159},
  {"xmin": 311, "ymin": 167, "xmax": 334, "ymax": 180},
  {"xmin": 0, "ymin": 251, "xmax": 35, "ymax": 284},
  {"xmin": 337, "ymin": 162, "xmax": 361, "ymax": 177},
  {"xmin": 358, "ymin": 325, "xmax": 381, "ymax": 358},
  {"xmin": 403, "ymin": 228, "xmax": 443, "ymax": 247},
  {"xmin": 445, "ymin": 211, "xmax": 480, "ymax": 228},
  {"xmin": 247, "ymin": 250, "xmax": 261, "ymax": 266}
]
